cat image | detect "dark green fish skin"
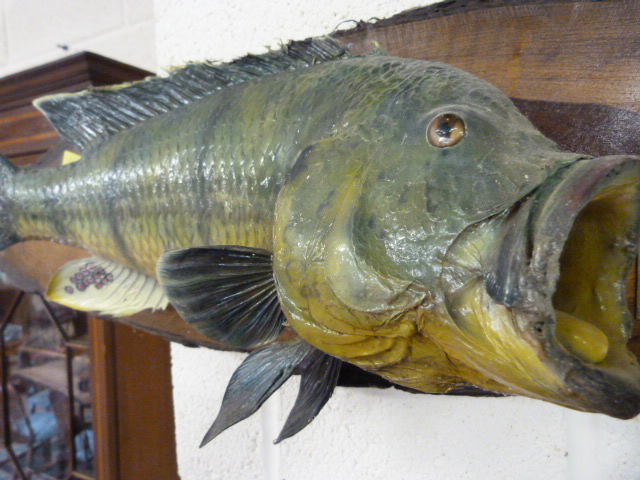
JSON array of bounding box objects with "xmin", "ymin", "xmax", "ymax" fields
[
  {"xmin": 9, "ymin": 57, "xmax": 436, "ymax": 274},
  {"xmin": 10, "ymin": 56, "xmax": 567, "ymax": 278},
  {"xmin": 3, "ymin": 39, "xmax": 640, "ymax": 421}
]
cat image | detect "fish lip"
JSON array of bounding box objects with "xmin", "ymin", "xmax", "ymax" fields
[
  {"xmin": 491, "ymin": 154, "xmax": 640, "ymax": 417},
  {"xmin": 528, "ymin": 155, "xmax": 640, "ymax": 293},
  {"xmin": 563, "ymin": 366, "xmax": 640, "ymax": 419}
]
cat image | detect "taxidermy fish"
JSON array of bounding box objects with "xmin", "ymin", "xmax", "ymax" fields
[{"xmin": 1, "ymin": 38, "xmax": 640, "ymax": 445}]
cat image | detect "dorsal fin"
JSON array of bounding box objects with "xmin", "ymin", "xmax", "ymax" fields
[{"xmin": 34, "ymin": 38, "xmax": 352, "ymax": 152}]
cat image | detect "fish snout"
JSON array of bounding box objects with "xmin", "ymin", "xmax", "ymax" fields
[
  {"xmin": 444, "ymin": 155, "xmax": 640, "ymax": 417},
  {"xmin": 513, "ymin": 155, "xmax": 640, "ymax": 416}
]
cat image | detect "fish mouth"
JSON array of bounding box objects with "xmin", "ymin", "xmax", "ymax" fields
[
  {"xmin": 443, "ymin": 155, "xmax": 640, "ymax": 418},
  {"xmin": 489, "ymin": 155, "xmax": 640, "ymax": 417}
]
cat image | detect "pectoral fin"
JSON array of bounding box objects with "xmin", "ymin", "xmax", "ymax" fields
[
  {"xmin": 157, "ymin": 246, "xmax": 285, "ymax": 349},
  {"xmin": 46, "ymin": 257, "xmax": 168, "ymax": 316}
]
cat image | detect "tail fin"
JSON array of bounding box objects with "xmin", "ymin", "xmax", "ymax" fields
[{"xmin": 0, "ymin": 155, "xmax": 20, "ymax": 250}]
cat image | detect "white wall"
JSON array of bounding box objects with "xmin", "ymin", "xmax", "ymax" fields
[
  {"xmin": 0, "ymin": 0, "xmax": 156, "ymax": 78},
  {"xmin": 155, "ymin": 2, "xmax": 640, "ymax": 480}
]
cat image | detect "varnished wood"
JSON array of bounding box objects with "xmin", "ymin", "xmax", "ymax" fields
[
  {"xmin": 336, "ymin": 0, "xmax": 640, "ymax": 111},
  {"xmin": 0, "ymin": 105, "xmax": 57, "ymax": 158},
  {"xmin": 0, "ymin": 52, "xmax": 151, "ymax": 112},
  {"xmin": 112, "ymin": 324, "xmax": 179, "ymax": 480},
  {"xmin": 0, "ymin": 54, "xmax": 177, "ymax": 480},
  {"xmin": 89, "ymin": 319, "xmax": 119, "ymax": 480},
  {"xmin": 89, "ymin": 316, "xmax": 180, "ymax": 480}
]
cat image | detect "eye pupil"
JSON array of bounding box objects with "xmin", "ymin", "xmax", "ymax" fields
[
  {"xmin": 436, "ymin": 121, "xmax": 455, "ymax": 139},
  {"xmin": 427, "ymin": 113, "xmax": 466, "ymax": 148}
]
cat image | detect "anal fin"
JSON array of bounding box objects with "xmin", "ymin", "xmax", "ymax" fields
[
  {"xmin": 275, "ymin": 349, "xmax": 341, "ymax": 443},
  {"xmin": 47, "ymin": 256, "xmax": 169, "ymax": 316},
  {"xmin": 200, "ymin": 339, "xmax": 313, "ymax": 447}
]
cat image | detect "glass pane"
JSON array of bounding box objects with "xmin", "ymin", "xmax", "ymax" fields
[
  {"xmin": 0, "ymin": 290, "xmax": 94, "ymax": 479},
  {"xmin": 71, "ymin": 350, "xmax": 94, "ymax": 476}
]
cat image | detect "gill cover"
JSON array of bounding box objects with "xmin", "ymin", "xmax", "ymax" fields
[{"xmin": 273, "ymin": 137, "xmax": 427, "ymax": 363}]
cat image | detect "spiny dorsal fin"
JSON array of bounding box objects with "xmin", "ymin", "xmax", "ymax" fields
[
  {"xmin": 157, "ymin": 246, "xmax": 285, "ymax": 349},
  {"xmin": 47, "ymin": 256, "xmax": 169, "ymax": 316},
  {"xmin": 35, "ymin": 38, "xmax": 352, "ymax": 152}
]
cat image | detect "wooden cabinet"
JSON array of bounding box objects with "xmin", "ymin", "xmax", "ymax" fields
[{"xmin": 0, "ymin": 53, "xmax": 178, "ymax": 480}]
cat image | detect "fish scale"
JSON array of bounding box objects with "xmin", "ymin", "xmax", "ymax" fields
[{"xmin": 11, "ymin": 58, "xmax": 389, "ymax": 275}]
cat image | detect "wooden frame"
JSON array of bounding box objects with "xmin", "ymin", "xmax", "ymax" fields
[{"xmin": 336, "ymin": 0, "xmax": 640, "ymax": 110}]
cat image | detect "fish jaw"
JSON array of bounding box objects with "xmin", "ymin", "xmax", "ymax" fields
[{"xmin": 440, "ymin": 155, "xmax": 640, "ymax": 418}]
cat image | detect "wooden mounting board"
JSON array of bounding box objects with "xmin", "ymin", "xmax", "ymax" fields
[{"xmin": 336, "ymin": 0, "xmax": 640, "ymax": 111}]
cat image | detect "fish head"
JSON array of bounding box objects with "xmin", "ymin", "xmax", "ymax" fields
[{"xmin": 273, "ymin": 59, "xmax": 640, "ymax": 418}]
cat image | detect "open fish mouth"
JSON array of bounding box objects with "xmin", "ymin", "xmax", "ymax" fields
[
  {"xmin": 531, "ymin": 155, "xmax": 640, "ymax": 418},
  {"xmin": 444, "ymin": 155, "xmax": 640, "ymax": 418}
]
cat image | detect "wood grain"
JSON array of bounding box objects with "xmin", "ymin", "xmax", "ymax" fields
[
  {"xmin": 336, "ymin": 0, "xmax": 640, "ymax": 111},
  {"xmin": 112, "ymin": 324, "xmax": 178, "ymax": 480},
  {"xmin": 88, "ymin": 319, "xmax": 119, "ymax": 480}
]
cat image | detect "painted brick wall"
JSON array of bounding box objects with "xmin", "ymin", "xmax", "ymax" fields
[{"xmin": 0, "ymin": 0, "xmax": 156, "ymax": 78}]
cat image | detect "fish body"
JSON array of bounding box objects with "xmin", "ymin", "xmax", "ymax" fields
[
  {"xmin": 12, "ymin": 56, "xmax": 352, "ymax": 274},
  {"xmin": 12, "ymin": 54, "xmax": 490, "ymax": 273},
  {"xmin": 3, "ymin": 38, "xmax": 640, "ymax": 443}
]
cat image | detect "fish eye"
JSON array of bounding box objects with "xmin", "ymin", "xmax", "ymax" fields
[{"xmin": 426, "ymin": 113, "xmax": 466, "ymax": 148}]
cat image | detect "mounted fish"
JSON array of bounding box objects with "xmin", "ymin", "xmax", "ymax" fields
[{"xmin": 2, "ymin": 38, "xmax": 640, "ymax": 445}]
